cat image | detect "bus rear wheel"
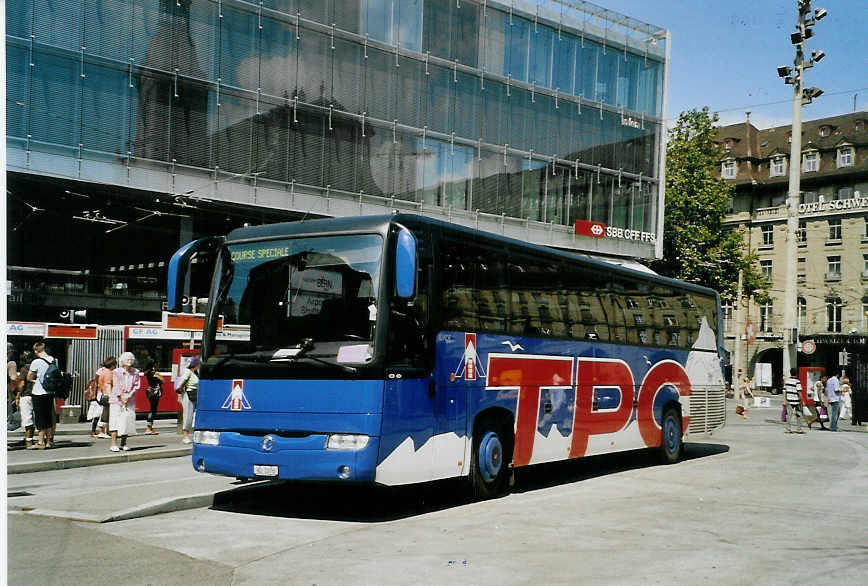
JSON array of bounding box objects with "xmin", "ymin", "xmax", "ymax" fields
[
  {"xmin": 660, "ymin": 406, "xmax": 684, "ymax": 464},
  {"xmin": 471, "ymin": 417, "xmax": 511, "ymax": 499}
]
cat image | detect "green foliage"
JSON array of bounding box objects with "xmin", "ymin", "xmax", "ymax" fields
[{"xmin": 649, "ymin": 108, "xmax": 769, "ymax": 303}]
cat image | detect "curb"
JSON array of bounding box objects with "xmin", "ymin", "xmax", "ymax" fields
[{"xmin": 7, "ymin": 447, "xmax": 192, "ymax": 474}]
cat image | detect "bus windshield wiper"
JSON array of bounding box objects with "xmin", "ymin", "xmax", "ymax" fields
[
  {"xmin": 214, "ymin": 339, "xmax": 356, "ymax": 374},
  {"xmin": 271, "ymin": 338, "xmax": 358, "ymax": 375}
]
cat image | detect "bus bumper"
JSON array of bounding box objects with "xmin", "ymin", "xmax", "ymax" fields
[{"xmin": 191, "ymin": 432, "xmax": 380, "ymax": 483}]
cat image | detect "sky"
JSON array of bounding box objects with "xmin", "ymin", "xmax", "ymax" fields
[{"xmin": 601, "ymin": 0, "xmax": 868, "ymax": 129}]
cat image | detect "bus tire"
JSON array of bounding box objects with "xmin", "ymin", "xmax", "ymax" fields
[
  {"xmin": 470, "ymin": 416, "xmax": 511, "ymax": 499},
  {"xmin": 659, "ymin": 406, "xmax": 684, "ymax": 464}
]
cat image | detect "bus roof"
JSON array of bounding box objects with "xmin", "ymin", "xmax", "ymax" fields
[{"xmin": 226, "ymin": 214, "xmax": 720, "ymax": 300}]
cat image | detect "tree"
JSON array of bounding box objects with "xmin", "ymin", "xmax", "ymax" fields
[{"xmin": 649, "ymin": 108, "xmax": 768, "ymax": 303}]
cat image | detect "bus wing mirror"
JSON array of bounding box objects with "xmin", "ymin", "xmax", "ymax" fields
[
  {"xmin": 167, "ymin": 236, "xmax": 224, "ymax": 312},
  {"xmin": 395, "ymin": 228, "xmax": 417, "ymax": 299}
]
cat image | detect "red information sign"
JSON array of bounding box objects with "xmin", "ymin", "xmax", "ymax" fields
[
  {"xmin": 575, "ymin": 219, "xmax": 606, "ymax": 238},
  {"xmin": 45, "ymin": 324, "xmax": 98, "ymax": 339}
]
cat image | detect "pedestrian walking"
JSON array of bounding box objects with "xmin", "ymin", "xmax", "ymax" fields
[
  {"xmin": 87, "ymin": 357, "xmax": 115, "ymax": 438},
  {"xmin": 176, "ymin": 356, "xmax": 200, "ymax": 444},
  {"xmin": 783, "ymin": 368, "xmax": 805, "ymax": 434},
  {"xmin": 27, "ymin": 341, "xmax": 58, "ymax": 449},
  {"xmin": 15, "ymin": 351, "xmax": 36, "ymax": 446},
  {"xmin": 109, "ymin": 352, "xmax": 140, "ymax": 452},
  {"xmin": 806, "ymin": 375, "xmax": 828, "ymax": 430},
  {"xmin": 143, "ymin": 359, "xmax": 163, "ymax": 435},
  {"xmin": 839, "ymin": 376, "xmax": 852, "ymax": 423},
  {"xmin": 826, "ymin": 371, "xmax": 841, "ymax": 431},
  {"xmin": 737, "ymin": 377, "xmax": 753, "ymax": 419}
]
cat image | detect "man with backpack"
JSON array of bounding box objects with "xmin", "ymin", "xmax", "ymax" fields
[{"xmin": 27, "ymin": 341, "xmax": 70, "ymax": 449}]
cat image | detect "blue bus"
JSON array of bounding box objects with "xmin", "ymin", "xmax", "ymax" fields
[{"xmin": 169, "ymin": 214, "xmax": 726, "ymax": 498}]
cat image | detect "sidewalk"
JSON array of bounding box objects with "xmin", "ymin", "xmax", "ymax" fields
[{"xmin": 6, "ymin": 418, "xmax": 192, "ymax": 474}]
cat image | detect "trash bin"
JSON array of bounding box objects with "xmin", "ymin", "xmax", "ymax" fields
[{"xmin": 59, "ymin": 404, "xmax": 80, "ymax": 424}]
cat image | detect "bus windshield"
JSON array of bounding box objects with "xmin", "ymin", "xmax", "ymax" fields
[{"xmin": 211, "ymin": 233, "xmax": 384, "ymax": 360}]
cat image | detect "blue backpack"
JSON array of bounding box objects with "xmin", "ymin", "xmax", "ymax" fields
[{"xmin": 38, "ymin": 357, "xmax": 72, "ymax": 399}]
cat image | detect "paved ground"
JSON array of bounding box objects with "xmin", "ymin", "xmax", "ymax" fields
[{"xmin": 7, "ymin": 399, "xmax": 868, "ymax": 585}]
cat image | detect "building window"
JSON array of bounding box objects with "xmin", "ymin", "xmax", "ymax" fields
[
  {"xmin": 797, "ymin": 221, "xmax": 807, "ymax": 243},
  {"xmin": 625, "ymin": 297, "xmax": 639, "ymax": 309},
  {"xmin": 826, "ymin": 297, "xmax": 842, "ymax": 332},
  {"xmin": 837, "ymin": 147, "xmax": 854, "ymax": 168},
  {"xmin": 761, "ymin": 224, "xmax": 774, "ymax": 246},
  {"xmin": 760, "ymin": 259, "xmax": 773, "ymax": 282},
  {"xmin": 760, "ymin": 302, "xmax": 773, "ymax": 333},
  {"xmin": 863, "ymin": 254, "xmax": 868, "ymax": 278},
  {"xmin": 798, "ymin": 297, "xmax": 806, "ymax": 331},
  {"xmin": 633, "ymin": 314, "xmax": 645, "ymax": 325},
  {"xmin": 826, "ymin": 255, "xmax": 841, "ymax": 280},
  {"xmin": 829, "ymin": 218, "xmax": 842, "ymax": 241},
  {"xmin": 724, "ymin": 139, "xmax": 733, "ymax": 152},
  {"xmin": 721, "ymin": 160, "xmax": 736, "ymax": 179},
  {"xmin": 856, "ymin": 120, "xmax": 865, "ymax": 132},
  {"xmin": 770, "ymin": 157, "xmax": 787, "ymax": 177},
  {"xmin": 663, "ymin": 315, "xmax": 678, "ymax": 327},
  {"xmin": 837, "ymin": 187, "xmax": 853, "ymax": 200},
  {"xmin": 800, "ymin": 191, "xmax": 819, "ymax": 204},
  {"xmin": 819, "ymin": 126, "xmax": 830, "ymax": 138},
  {"xmin": 802, "ymin": 151, "xmax": 819, "ymax": 173},
  {"xmin": 863, "ymin": 302, "xmax": 868, "ymax": 331}
]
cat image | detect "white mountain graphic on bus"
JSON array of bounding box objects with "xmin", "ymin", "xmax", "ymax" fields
[
  {"xmin": 222, "ymin": 380, "xmax": 252, "ymax": 411},
  {"xmin": 453, "ymin": 333, "xmax": 487, "ymax": 381}
]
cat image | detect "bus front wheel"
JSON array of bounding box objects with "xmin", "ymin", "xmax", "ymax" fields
[
  {"xmin": 660, "ymin": 406, "xmax": 684, "ymax": 464},
  {"xmin": 471, "ymin": 417, "xmax": 511, "ymax": 499}
]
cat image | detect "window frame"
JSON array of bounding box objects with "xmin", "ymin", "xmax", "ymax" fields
[
  {"xmin": 828, "ymin": 218, "xmax": 842, "ymax": 241},
  {"xmin": 761, "ymin": 224, "xmax": 774, "ymax": 246},
  {"xmin": 826, "ymin": 297, "xmax": 842, "ymax": 333},
  {"xmin": 802, "ymin": 151, "xmax": 819, "ymax": 173},
  {"xmin": 836, "ymin": 146, "xmax": 854, "ymax": 168},
  {"xmin": 721, "ymin": 159, "xmax": 737, "ymax": 179},
  {"xmin": 770, "ymin": 156, "xmax": 787, "ymax": 177}
]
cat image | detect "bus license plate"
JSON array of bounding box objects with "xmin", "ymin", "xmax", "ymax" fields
[{"xmin": 253, "ymin": 465, "xmax": 278, "ymax": 477}]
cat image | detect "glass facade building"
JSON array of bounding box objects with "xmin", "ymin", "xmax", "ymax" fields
[{"xmin": 7, "ymin": 0, "xmax": 668, "ymax": 256}]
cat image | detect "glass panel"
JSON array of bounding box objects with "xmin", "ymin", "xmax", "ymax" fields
[
  {"xmin": 444, "ymin": 144, "xmax": 474, "ymax": 210},
  {"xmin": 611, "ymin": 179, "xmax": 630, "ymax": 228},
  {"xmin": 508, "ymin": 255, "xmax": 565, "ymax": 337},
  {"xmin": 332, "ymin": 38, "xmax": 362, "ymax": 114},
  {"xmin": 596, "ymin": 45, "xmax": 618, "ymax": 106},
  {"xmin": 7, "ymin": 45, "xmax": 30, "ymax": 139},
  {"xmin": 84, "ymin": 0, "xmax": 129, "ymax": 60},
  {"xmin": 427, "ymin": 64, "xmax": 453, "ymax": 135},
  {"xmin": 422, "ymin": 0, "xmax": 450, "ymax": 61},
  {"xmin": 289, "ymin": 104, "xmax": 325, "ymax": 186},
  {"xmin": 392, "ymin": 129, "xmax": 419, "ymax": 201},
  {"xmin": 133, "ymin": 0, "xmax": 172, "ymax": 72},
  {"xmin": 568, "ymin": 169, "xmax": 591, "ymax": 222},
  {"xmin": 362, "ymin": 0, "xmax": 393, "ymax": 45},
  {"xmin": 7, "ymin": 0, "xmax": 33, "ymax": 38},
  {"xmin": 396, "ymin": 55, "xmax": 426, "ymax": 128},
  {"xmin": 454, "ymin": 71, "xmax": 480, "ymax": 140},
  {"xmin": 180, "ymin": 0, "xmax": 217, "ymax": 81},
  {"xmin": 553, "ymin": 33, "xmax": 576, "ymax": 95},
  {"xmin": 172, "ymin": 77, "xmax": 212, "ymax": 168},
  {"xmin": 506, "ymin": 16, "xmax": 530, "ymax": 83},
  {"xmin": 216, "ymin": 91, "xmax": 255, "ymax": 174},
  {"xmin": 326, "ymin": 112, "xmax": 358, "ymax": 192},
  {"xmin": 298, "ymin": 0, "xmax": 329, "ymax": 24},
  {"xmin": 532, "ymin": 93, "xmax": 556, "ymax": 156},
  {"xmin": 591, "ymin": 173, "xmax": 611, "ymax": 223},
  {"xmin": 358, "ymin": 121, "xmax": 388, "ymax": 197},
  {"xmin": 507, "ymin": 86, "xmax": 529, "ymax": 151},
  {"xmin": 481, "ymin": 79, "xmax": 507, "ymax": 146},
  {"xmin": 82, "ymin": 63, "xmax": 129, "ymax": 155},
  {"xmin": 638, "ymin": 59, "xmax": 662, "ymax": 117},
  {"xmin": 483, "ymin": 7, "xmax": 507, "ymax": 76},
  {"xmin": 220, "ymin": 5, "xmax": 258, "ymax": 90},
  {"xmin": 395, "ymin": 0, "xmax": 422, "ymax": 52},
  {"xmin": 363, "ymin": 47, "xmax": 395, "ymax": 123},
  {"xmin": 419, "ymin": 139, "xmax": 446, "ymax": 206},
  {"xmin": 452, "ymin": 0, "xmax": 479, "ymax": 68},
  {"xmin": 31, "ymin": 51, "xmax": 80, "ymax": 148},
  {"xmin": 34, "ymin": 0, "xmax": 81, "ymax": 52},
  {"xmin": 521, "ymin": 157, "xmax": 546, "ymax": 221},
  {"xmin": 576, "ymin": 38, "xmax": 598, "ymax": 100},
  {"xmin": 253, "ymin": 95, "xmax": 290, "ymax": 182},
  {"xmin": 260, "ymin": 13, "xmax": 297, "ymax": 100},
  {"xmin": 547, "ymin": 165, "xmax": 568, "ymax": 226},
  {"xmin": 297, "ymin": 28, "xmax": 332, "ymax": 105},
  {"xmin": 333, "ymin": 0, "xmax": 362, "ymax": 34},
  {"xmin": 529, "ymin": 24, "xmax": 553, "ymax": 88},
  {"xmin": 133, "ymin": 68, "xmax": 170, "ymax": 161}
]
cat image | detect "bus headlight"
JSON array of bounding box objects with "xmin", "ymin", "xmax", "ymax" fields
[
  {"xmin": 326, "ymin": 434, "xmax": 369, "ymax": 450},
  {"xmin": 192, "ymin": 430, "xmax": 221, "ymax": 446}
]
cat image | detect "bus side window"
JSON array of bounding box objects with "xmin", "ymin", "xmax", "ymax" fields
[{"xmin": 440, "ymin": 240, "xmax": 480, "ymax": 332}]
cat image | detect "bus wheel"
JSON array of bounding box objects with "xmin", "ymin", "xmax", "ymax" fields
[
  {"xmin": 660, "ymin": 406, "xmax": 684, "ymax": 464},
  {"xmin": 471, "ymin": 418, "xmax": 511, "ymax": 499}
]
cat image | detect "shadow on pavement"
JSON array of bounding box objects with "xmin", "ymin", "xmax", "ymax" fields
[{"xmin": 211, "ymin": 443, "xmax": 729, "ymax": 522}]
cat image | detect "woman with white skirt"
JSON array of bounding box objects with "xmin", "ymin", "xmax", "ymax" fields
[{"xmin": 109, "ymin": 352, "xmax": 140, "ymax": 452}]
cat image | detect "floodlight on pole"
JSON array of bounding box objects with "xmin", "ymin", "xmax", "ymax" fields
[
  {"xmin": 814, "ymin": 7, "xmax": 827, "ymax": 20},
  {"xmin": 778, "ymin": 65, "xmax": 793, "ymax": 77},
  {"xmin": 811, "ymin": 49, "xmax": 825, "ymax": 62}
]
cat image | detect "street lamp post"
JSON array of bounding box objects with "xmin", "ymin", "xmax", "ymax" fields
[{"xmin": 778, "ymin": 0, "xmax": 826, "ymax": 380}]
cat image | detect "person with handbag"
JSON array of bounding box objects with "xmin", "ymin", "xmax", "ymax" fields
[
  {"xmin": 109, "ymin": 352, "xmax": 140, "ymax": 452},
  {"xmin": 176, "ymin": 356, "xmax": 200, "ymax": 445},
  {"xmin": 143, "ymin": 359, "xmax": 163, "ymax": 435},
  {"xmin": 88, "ymin": 357, "xmax": 116, "ymax": 438}
]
